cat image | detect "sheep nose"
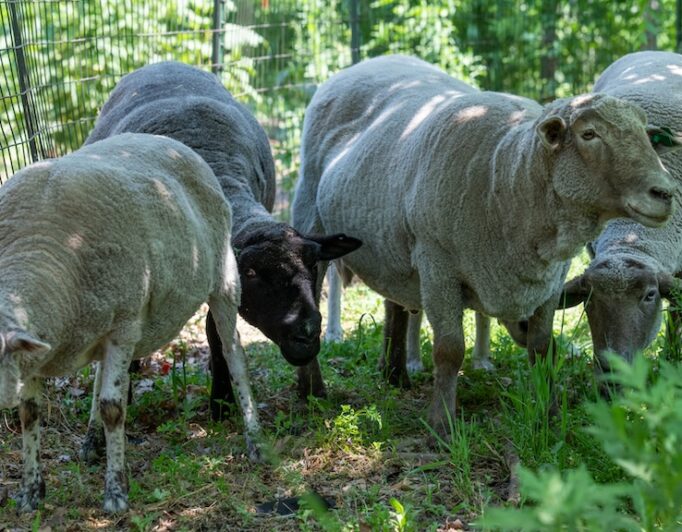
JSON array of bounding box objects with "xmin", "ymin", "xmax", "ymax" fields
[
  {"xmin": 294, "ymin": 314, "xmax": 321, "ymax": 342},
  {"xmin": 649, "ymin": 186, "xmax": 673, "ymax": 204},
  {"xmin": 304, "ymin": 314, "xmax": 322, "ymax": 337}
]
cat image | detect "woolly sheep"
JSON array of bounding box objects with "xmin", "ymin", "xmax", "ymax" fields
[
  {"xmin": 0, "ymin": 133, "xmax": 260, "ymax": 512},
  {"xmin": 561, "ymin": 51, "xmax": 682, "ymax": 369},
  {"xmin": 84, "ymin": 62, "xmax": 361, "ymax": 415},
  {"xmin": 292, "ymin": 54, "xmax": 675, "ymax": 430}
]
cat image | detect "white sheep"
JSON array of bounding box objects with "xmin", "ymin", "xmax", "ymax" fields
[
  {"xmin": 0, "ymin": 133, "xmax": 260, "ymax": 512},
  {"xmin": 85, "ymin": 62, "xmax": 361, "ymax": 407},
  {"xmin": 561, "ymin": 51, "xmax": 682, "ymax": 369},
  {"xmin": 292, "ymin": 54, "xmax": 675, "ymax": 431}
]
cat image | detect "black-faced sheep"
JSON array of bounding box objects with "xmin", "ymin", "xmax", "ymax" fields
[
  {"xmin": 292, "ymin": 54, "xmax": 676, "ymax": 431},
  {"xmin": 561, "ymin": 51, "xmax": 682, "ymax": 369},
  {"xmin": 84, "ymin": 62, "xmax": 361, "ymax": 417},
  {"xmin": 0, "ymin": 133, "xmax": 258, "ymax": 512}
]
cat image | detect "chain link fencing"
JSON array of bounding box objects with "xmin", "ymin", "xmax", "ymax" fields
[{"xmin": 1, "ymin": 0, "xmax": 679, "ymax": 218}]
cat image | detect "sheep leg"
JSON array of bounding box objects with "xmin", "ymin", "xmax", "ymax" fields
[
  {"xmin": 99, "ymin": 339, "xmax": 133, "ymax": 513},
  {"xmin": 412, "ymin": 250, "xmax": 467, "ymax": 433},
  {"xmin": 81, "ymin": 359, "xmax": 139, "ymax": 464},
  {"xmin": 325, "ymin": 263, "xmax": 344, "ymax": 342},
  {"xmin": 428, "ymin": 329, "xmax": 465, "ymax": 436},
  {"xmin": 405, "ymin": 310, "xmax": 424, "ymax": 374},
  {"xmin": 209, "ymin": 296, "xmax": 262, "ymax": 462},
  {"xmin": 297, "ymin": 358, "xmax": 326, "ymax": 399},
  {"xmin": 472, "ymin": 313, "xmax": 494, "ymax": 371},
  {"xmin": 80, "ymin": 362, "xmax": 105, "ymax": 464},
  {"xmin": 16, "ymin": 377, "xmax": 45, "ymax": 513},
  {"xmin": 380, "ymin": 299, "xmax": 411, "ymax": 389},
  {"xmin": 206, "ymin": 309, "xmax": 236, "ymax": 421}
]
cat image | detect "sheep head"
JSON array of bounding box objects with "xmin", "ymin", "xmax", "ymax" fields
[
  {"xmin": 234, "ymin": 224, "xmax": 361, "ymax": 366},
  {"xmin": 538, "ymin": 94, "xmax": 679, "ymax": 228},
  {"xmin": 0, "ymin": 329, "xmax": 50, "ymax": 408},
  {"xmin": 560, "ymin": 255, "xmax": 681, "ymax": 370}
]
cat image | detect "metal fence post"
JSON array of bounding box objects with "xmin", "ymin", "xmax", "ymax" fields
[
  {"xmin": 212, "ymin": 0, "xmax": 225, "ymax": 74},
  {"xmin": 8, "ymin": 2, "xmax": 41, "ymax": 162},
  {"xmin": 349, "ymin": 0, "xmax": 360, "ymax": 65}
]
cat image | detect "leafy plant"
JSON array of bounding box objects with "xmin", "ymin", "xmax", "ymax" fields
[
  {"xmin": 478, "ymin": 354, "xmax": 682, "ymax": 530},
  {"xmin": 478, "ymin": 465, "xmax": 636, "ymax": 531},
  {"xmin": 588, "ymin": 356, "xmax": 682, "ymax": 529},
  {"xmin": 326, "ymin": 404, "xmax": 383, "ymax": 451}
]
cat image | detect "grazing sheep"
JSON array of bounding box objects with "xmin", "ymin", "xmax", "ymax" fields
[
  {"xmin": 85, "ymin": 62, "xmax": 361, "ymax": 416},
  {"xmin": 561, "ymin": 51, "xmax": 682, "ymax": 369},
  {"xmin": 0, "ymin": 133, "xmax": 259, "ymax": 512},
  {"xmin": 292, "ymin": 54, "xmax": 675, "ymax": 430}
]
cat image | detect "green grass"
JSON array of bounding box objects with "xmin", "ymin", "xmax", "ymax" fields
[{"xmin": 1, "ymin": 276, "xmax": 680, "ymax": 530}]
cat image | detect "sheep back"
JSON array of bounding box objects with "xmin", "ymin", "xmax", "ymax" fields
[
  {"xmin": 296, "ymin": 55, "xmax": 569, "ymax": 321},
  {"xmin": 85, "ymin": 62, "xmax": 276, "ymax": 226},
  {"xmin": 0, "ymin": 133, "xmax": 233, "ymax": 377}
]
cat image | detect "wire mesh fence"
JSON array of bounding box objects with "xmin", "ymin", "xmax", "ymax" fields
[{"xmin": 1, "ymin": 0, "xmax": 680, "ymax": 218}]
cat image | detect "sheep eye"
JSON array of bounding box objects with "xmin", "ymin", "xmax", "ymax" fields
[
  {"xmin": 643, "ymin": 289, "xmax": 657, "ymax": 303},
  {"xmin": 581, "ymin": 129, "xmax": 596, "ymax": 141},
  {"xmin": 244, "ymin": 268, "xmax": 257, "ymax": 279}
]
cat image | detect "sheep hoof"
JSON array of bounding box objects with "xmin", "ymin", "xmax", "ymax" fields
[
  {"xmin": 15, "ymin": 478, "xmax": 45, "ymax": 513},
  {"xmin": 425, "ymin": 418, "xmax": 449, "ymax": 443},
  {"xmin": 245, "ymin": 436, "xmax": 267, "ymax": 464},
  {"xmin": 383, "ymin": 367, "xmax": 411, "ymax": 390},
  {"xmin": 324, "ymin": 329, "xmax": 343, "ymax": 343},
  {"xmin": 103, "ymin": 486, "xmax": 129, "ymax": 513},
  {"xmin": 471, "ymin": 357, "xmax": 495, "ymax": 372},
  {"xmin": 426, "ymin": 401, "xmax": 457, "ymax": 441},
  {"xmin": 406, "ymin": 359, "xmax": 424, "ymax": 374}
]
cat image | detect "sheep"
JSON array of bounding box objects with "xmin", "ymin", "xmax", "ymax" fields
[
  {"xmin": 560, "ymin": 51, "xmax": 682, "ymax": 370},
  {"xmin": 291, "ymin": 54, "xmax": 676, "ymax": 431},
  {"xmin": 0, "ymin": 133, "xmax": 261, "ymax": 512},
  {"xmin": 84, "ymin": 62, "xmax": 361, "ymax": 413}
]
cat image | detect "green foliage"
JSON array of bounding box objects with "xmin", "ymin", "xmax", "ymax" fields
[
  {"xmin": 588, "ymin": 356, "xmax": 682, "ymax": 529},
  {"xmin": 500, "ymin": 350, "xmax": 569, "ymax": 466},
  {"xmin": 478, "ymin": 465, "xmax": 637, "ymax": 531},
  {"xmin": 367, "ymin": 0, "xmax": 483, "ymax": 84},
  {"xmin": 130, "ymin": 511, "xmax": 159, "ymax": 532},
  {"xmin": 5, "ymin": 0, "xmax": 680, "ymax": 194},
  {"xmin": 420, "ymin": 410, "xmax": 477, "ymax": 499},
  {"xmin": 478, "ymin": 354, "xmax": 682, "ymax": 531},
  {"xmin": 326, "ymin": 403, "xmax": 384, "ymax": 451},
  {"xmin": 30, "ymin": 510, "xmax": 42, "ymax": 532}
]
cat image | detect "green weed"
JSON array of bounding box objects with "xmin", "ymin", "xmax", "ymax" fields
[
  {"xmin": 419, "ymin": 409, "xmax": 477, "ymax": 500},
  {"xmin": 478, "ymin": 354, "xmax": 682, "ymax": 530}
]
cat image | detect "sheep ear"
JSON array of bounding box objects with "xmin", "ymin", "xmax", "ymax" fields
[
  {"xmin": 586, "ymin": 242, "xmax": 596, "ymax": 259},
  {"xmin": 6, "ymin": 331, "xmax": 51, "ymax": 355},
  {"xmin": 309, "ymin": 233, "xmax": 362, "ymax": 261},
  {"xmin": 537, "ymin": 116, "xmax": 566, "ymax": 150},
  {"xmin": 647, "ymin": 125, "xmax": 682, "ymax": 155},
  {"xmin": 659, "ymin": 272, "xmax": 682, "ymax": 300},
  {"xmin": 559, "ymin": 274, "xmax": 590, "ymax": 309}
]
